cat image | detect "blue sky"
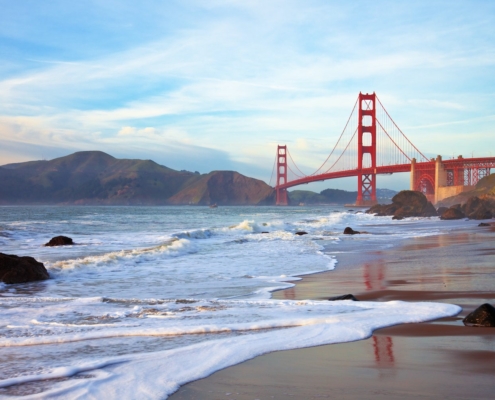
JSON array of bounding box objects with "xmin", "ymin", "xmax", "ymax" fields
[{"xmin": 1, "ymin": 0, "xmax": 495, "ymax": 191}]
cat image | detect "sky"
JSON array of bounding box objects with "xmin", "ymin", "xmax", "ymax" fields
[{"xmin": 1, "ymin": 0, "xmax": 495, "ymax": 192}]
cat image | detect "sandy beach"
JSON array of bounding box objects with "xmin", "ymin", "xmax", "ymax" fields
[{"xmin": 170, "ymin": 223, "xmax": 495, "ymax": 400}]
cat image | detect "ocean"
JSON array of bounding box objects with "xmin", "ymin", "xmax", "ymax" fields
[{"xmin": 0, "ymin": 205, "xmax": 463, "ymax": 399}]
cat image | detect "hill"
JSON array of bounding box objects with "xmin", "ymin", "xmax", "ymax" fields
[
  {"xmin": 288, "ymin": 188, "xmax": 397, "ymax": 205},
  {"xmin": 0, "ymin": 151, "xmax": 274, "ymax": 205},
  {"xmin": 168, "ymin": 171, "xmax": 275, "ymax": 205}
]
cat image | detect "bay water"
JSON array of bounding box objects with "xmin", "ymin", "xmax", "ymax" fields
[{"xmin": 0, "ymin": 206, "xmax": 463, "ymax": 398}]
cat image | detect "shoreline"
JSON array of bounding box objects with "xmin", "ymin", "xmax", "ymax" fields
[{"xmin": 170, "ymin": 223, "xmax": 495, "ymax": 399}]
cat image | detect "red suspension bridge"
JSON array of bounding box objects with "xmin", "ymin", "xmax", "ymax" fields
[{"xmin": 272, "ymin": 92, "xmax": 495, "ymax": 206}]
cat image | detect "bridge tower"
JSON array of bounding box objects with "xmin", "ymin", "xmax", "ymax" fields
[
  {"xmin": 275, "ymin": 145, "xmax": 288, "ymax": 205},
  {"xmin": 356, "ymin": 92, "xmax": 377, "ymax": 206}
]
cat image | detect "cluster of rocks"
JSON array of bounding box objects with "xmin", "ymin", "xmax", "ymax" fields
[
  {"xmin": 1, "ymin": 236, "xmax": 74, "ymax": 284},
  {"xmin": 438, "ymin": 196, "xmax": 493, "ymax": 220},
  {"xmin": 366, "ymin": 190, "xmax": 437, "ymax": 220},
  {"xmin": 367, "ymin": 191, "xmax": 494, "ymax": 221}
]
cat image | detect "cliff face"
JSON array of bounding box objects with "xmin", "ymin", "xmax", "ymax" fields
[
  {"xmin": 0, "ymin": 152, "xmax": 274, "ymax": 205},
  {"xmin": 438, "ymin": 174, "xmax": 495, "ymax": 207},
  {"xmin": 167, "ymin": 171, "xmax": 275, "ymax": 205}
]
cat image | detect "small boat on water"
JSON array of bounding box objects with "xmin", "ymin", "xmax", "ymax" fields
[{"xmin": 209, "ymin": 203, "xmax": 218, "ymax": 208}]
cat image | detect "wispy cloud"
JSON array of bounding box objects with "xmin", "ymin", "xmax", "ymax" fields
[{"xmin": 1, "ymin": 0, "xmax": 495, "ymax": 189}]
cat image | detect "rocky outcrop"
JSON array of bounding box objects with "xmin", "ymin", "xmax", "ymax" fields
[
  {"xmin": 328, "ymin": 294, "xmax": 359, "ymax": 301},
  {"xmin": 440, "ymin": 207, "xmax": 465, "ymax": 220},
  {"xmin": 437, "ymin": 174, "xmax": 495, "ymax": 208},
  {"xmin": 436, "ymin": 206, "xmax": 448, "ymax": 216},
  {"xmin": 366, "ymin": 190, "xmax": 437, "ymax": 219},
  {"xmin": 295, "ymin": 231, "xmax": 308, "ymax": 236},
  {"xmin": 0, "ymin": 253, "xmax": 49, "ymax": 284},
  {"xmin": 45, "ymin": 236, "xmax": 74, "ymax": 246},
  {"xmin": 438, "ymin": 197, "xmax": 494, "ymax": 220},
  {"xmin": 462, "ymin": 197, "xmax": 493, "ymax": 220},
  {"xmin": 343, "ymin": 227, "xmax": 360, "ymax": 235},
  {"xmin": 463, "ymin": 304, "xmax": 495, "ymax": 327}
]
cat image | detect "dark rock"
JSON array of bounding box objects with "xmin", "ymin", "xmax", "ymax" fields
[
  {"xmin": 478, "ymin": 222, "xmax": 490, "ymax": 227},
  {"xmin": 436, "ymin": 206, "xmax": 448, "ymax": 215},
  {"xmin": 467, "ymin": 205, "xmax": 492, "ymax": 220},
  {"xmin": 450, "ymin": 203, "xmax": 463, "ymax": 211},
  {"xmin": 328, "ymin": 294, "xmax": 359, "ymax": 301},
  {"xmin": 392, "ymin": 190, "xmax": 427, "ymax": 209},
  {"xmin": 261, "ymin": 231, "xmax": 269, "ymax": 234},
  {"xmin": 366, "ymin": 203, "xmax": 384, "ymax": 215},
  {"xmin": 460, "ymin": 196, "xmax": 493, "ymax": 220},
  {"xmin": 295, "ymin": 231, "xmax": 308, "ymax": 236},
  {"xmin": 0, "ymin": 253, "xmax": 50, "ymax": 284},
  {"xmin": 421, "ymin": 201, "xmax": 438, "ymax": 217},
  {"xmin": 343, "ymin": 227, "xmax": 360, "ymax": 235},
  {"xmin": 366, "ymin": 191, "xmax": 437, "ymax": 219},
  {"xmin": 463, "ymin": 196, "xmax": 483, "ymax": 215},
  {"xmin": 463, "ymin": 304, "xmax": 495, "ymax": 327},
  {"xmin": 440, "ymin": 208, "xmax": 465, "ymax": 220},
  {"xmin": 393, "ymin": 205, "xmax": 414, "ymax": 220},
  {"xmin": 45, "ymin": 236, "xmax": 74, "ymax": 246}
]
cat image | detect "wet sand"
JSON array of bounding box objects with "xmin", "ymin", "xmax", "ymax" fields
[{"xmin": 170, "ymin": 224, "xmax": 495, "ymax": 400}]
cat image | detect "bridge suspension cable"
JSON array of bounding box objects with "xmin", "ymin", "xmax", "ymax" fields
[{"xmin": 375, "ymin": 95, "xmax": 429, "ymax": 163}]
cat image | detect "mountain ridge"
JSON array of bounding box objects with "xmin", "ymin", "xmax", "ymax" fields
[{"xmin": 0, "ymin": 151, "xmax": 274, "ymax": 205}]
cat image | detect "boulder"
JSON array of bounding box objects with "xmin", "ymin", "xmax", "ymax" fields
[
  {"xmin": 421, "ymin": 201, "xmax": 438, "ymax": 217},
  {"xmin": 436, "ymin": 206, "xmax": 448, "ymax": 215},
  {"xmin": 366, "ymin": 191, "xmax": 437, "ymax": 218},
  {"xmin": 343, "ymin": 227, "xmax": 360, "ymax": 235},
  {"xmin": 440, "ymin": 208, "xmax": 465, "ymax": 220},
  {"xmin": 45, "ymin": 236, "xmax": 74, "ymax": 246},
  {"xmin": 460, "ymin": 196, "xmax": 493, "ymax": 220},
  {"xmin": 463, "ymin": 304, "xmax": 495, "ymax": 327},
  {"xmin": 295, "ymin": 231, "xmax": 308, "ymax": 236},
  {"xmin": 392, "ymin": 205, "xmax": 414, "ymax": 220},
  {"xmin": 462, "ymin": 196, "xmax": 483, "ymax": 215},
  {"xmin": 0, "ymin": 253, "xmax": 49, "ymax": 284},
  {"xmin": 392, "ymin": 190, "xmax": 427, "ymax": 209},
  {"xmin": 328, "ymin": 294, "xmax": 359, "ymax": 301},
  {"xmin": 366, "ymin": 203, "xmax": 384, "ymax": 215},
  {"xmin": 478, "ymin": 222, "xmax": 490, "ymax": 227},
  {"xmin": 468, "ymin": 206, "xmax": 492, "ymax": 220}
]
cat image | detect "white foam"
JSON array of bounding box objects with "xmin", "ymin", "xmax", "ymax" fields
[{"xmin": 0, "ymin": 300, "xmax": 460, "ymax": 399}]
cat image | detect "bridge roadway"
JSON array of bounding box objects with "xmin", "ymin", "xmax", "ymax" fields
[{"xmin": 276, "ymin": 157, "xmax": 495, "ymax": 191}]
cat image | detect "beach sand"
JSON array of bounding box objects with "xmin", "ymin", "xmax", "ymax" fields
[{"xmin": 170, "ymin": 224, "xmax": 495, "ymax": 399}]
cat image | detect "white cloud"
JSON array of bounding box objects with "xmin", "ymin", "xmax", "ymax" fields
[{"xmin": 1, "ymin": 1, "xmax": 495, "ymax": 189}]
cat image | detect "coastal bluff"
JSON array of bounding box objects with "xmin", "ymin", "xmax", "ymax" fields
[{"xmin": 0, "ymin": 151, "xmax": 274, "ymax": 206}]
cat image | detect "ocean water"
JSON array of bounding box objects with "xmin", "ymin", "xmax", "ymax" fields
[{"xmin": 0, "ymin": 205, "xmax": 464, "ymax": 398}]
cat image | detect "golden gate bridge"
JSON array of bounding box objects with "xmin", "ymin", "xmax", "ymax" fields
[{"xmin": 272, "ymin": 92, "xmax": 495, "ymax": 206}]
